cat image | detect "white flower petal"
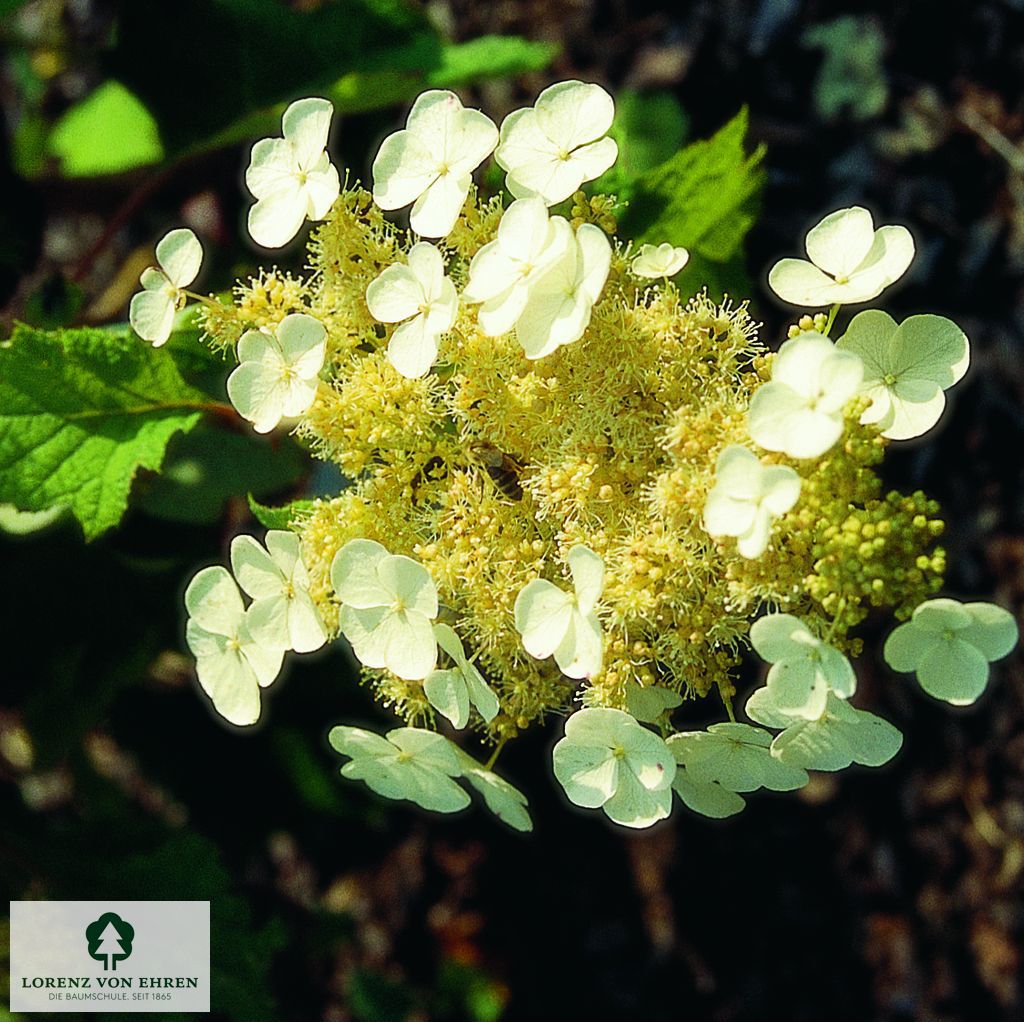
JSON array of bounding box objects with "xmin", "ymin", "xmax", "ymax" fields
[
  {"xmin": 330, "ymin": 538, "xmax": 391, "ymax": 608},
  {"xmin": 248, "ymin": 182, "xmax": 308, "ymax": 248},
  {"xmin": 514, "ymin": 578, "xmax": 574, "ymax": 659},
  {"xmin": 185, "ymin": 565, "xmax": 244, "ymax": 635},
  {"xmin": 409, "ymin": 171, "xmax": 471, "ymax": 238},
  {"xmin": 155, "ymin": 228, "xmax": 202, "ymax": 288},
  {"xmin": 129, "ymin": 289, "xmax": 176, "ymax": 346},
  {"xmin": 568, "ymin": 544, "xmax": 605, "ymax": 614},
  {"xmin": 227, "ymin": 360, "xmax": 286, "ymax": 433},
  {"xmin": 281, "ymin": 97, "xmax": 333, "ymax": 170},
  {"xmin": 804, "ymin": 206, "xmax": 876, "ymax": 279},
  {"xmin": 230, "ymin": 534, "xmax": 283, "ymax": 599}
]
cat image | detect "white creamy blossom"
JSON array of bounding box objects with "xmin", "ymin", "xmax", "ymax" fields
[
  {"xmin": 515, "ymin": 223, "xmax": 611, "ymax": 359},
  {"xmin": 750, "ymin": 613, "xmax": 855, "ymax": 720},
  {"xmin": 836, "ymin": 310, "xmax": 970, "ymax": 440},
  {"xmin": 745, "ymin": 687, "xmax": 903, "ymax": 772},
  {"xmin": 884, "ymin": 598, "xmax": 1018, "ymax": 705},
  {"xmin": 495, "ymin": 81, "xmax": 618, "ymax": 205},
  {"xmin": 372, "ymin": 90, "xmax": 498, "ymax": 238},
  {"xmin": 329, "ymin": 726, "xmax": 469, "ymax": 813},
  {"xmin": 230, "ymin": 531, "xmax": 327, "ymax": 653},
  {"xmin": 631, "ymin": 243, "xmax": 689, "ymax": 279},
  {"xmin": 514, "ymin": 545, "xmax": 605, "ymax": 679},
  {"xmin": 330, "ymin": 539, "xmax": 439, "ymax": 681},
  {"xmin": 129, "ymin": 228, "xmax": 203, "ymax": 346},
  {"xmin": 667, "ymin": 723, "xmax": 808, "ymax": 794},
  {"xmin": 462, "ymin": 197, "xmax": 573, "ymax": 336},
  {"xmin": 552, "ymin": 708, "xmax": 676, "ymax": 828},
  {"xmin": 365, "ymin": 242, "xmax": 457, "ymax": 378},
  {"xmin": 245, "ymin": 97, "xmax": 340, "ymax": 248},
  {"xmin": 184, "ymin": 566, "xmax": 283, "ymax": 727},
  {"xmin": 423, "ymin": 624, "xmax": 500, "ymax": 729},
  {"xmin": 226, "ymin": 313, "xmax": 326, "ymax": 433},
  {"xmin": 768, "ymin": 206, "xmax": 914, "ymax": 307},
  {"xmin": 747, "ymin": 333, "xmax": 864, "ymax": 459},
  {"xmin": 702, "ymin": 445, "xmax": 801, "ymax": 558}
]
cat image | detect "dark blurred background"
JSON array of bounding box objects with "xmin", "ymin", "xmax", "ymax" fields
[{"xmin": 2, "ymin": 1, "xmax": 1023, "ymax": 1020}]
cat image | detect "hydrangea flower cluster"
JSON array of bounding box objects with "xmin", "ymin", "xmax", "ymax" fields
[{"xmin": 145, "ymin": 82, "xmax": 1020, "ymax": 831}]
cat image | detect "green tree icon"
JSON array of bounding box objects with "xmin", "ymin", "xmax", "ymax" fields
[{"xmin": 85, "ymin": 912, "xmax": 134, "ymax": 971}]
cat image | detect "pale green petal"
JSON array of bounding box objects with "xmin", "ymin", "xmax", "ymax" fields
[
  {"xmin": 366, "ymin": 263, "xmax": 423, "ymax": 323},
  {"xmin": 129, "ymin": 288, "xmax": 175, "ymax": 346},
  {"xmin": 226, "ymin": 360, "xmax": 286, "ymax": 434},
  {"xmin": 514, "ymin": 579, "xmax": 574, "ymax": 659},
  {"xmin": 193, "ymin": 643, "xmax": 261, "ymax": 726},
  {"xmin": 885, "ymin": 314, "xmax": 969, "ymax": 386},
  {"xmin": 248, "ymin": 181, "xmax": 307, "ymax": 248},
  {"xmin": 835, "ymin": 309, "xmax": 899, "ymax": 378},
  {"xmin": 672, "ymin": 768, "xmax": 746, "ymax": 818},
  {"xmin": 230, "ymin": 534, "xmax": 283, "ymax": 599},
  {"xmin": 424, "ymin": 668, "xmax": 470, "ymax": 729},
  {"xmin": 330, "ymin": 539, "xmax": 391, "ymax": 608},
  {"xmin": 338, "ymin": 605, "xmax": 391, "ymax": 669},
  {"xmin": 768, "ymin": 258, "xmax": 848, "ymax": 306},
  {"xmin": 383, "ymin": 609, "xmax": 437, "ymax": 680},
  {"xmin": 372, "ymin": 129, "xmax": 436, "ymax": 211},
  {"xmin": 916, "ymin": 638, "xmax": 989, "ymax": 705},
  {"xmin": 760, "ymin": 465, "xmax": 802, "ymax": 515},
  {"xmin": 766, "ymin": 658, "xmax": 829, "ymax": 720},
  {"xmin": 603, "ymin": 769, "xmax": 673, "ymax": 829},
  {"xmin": 328, "ymin": 724, "xmax": 395, "ymax": 761},
  {"xmin": 239, "ymin": 619, "xmax": 284, "ymax": 687},
  {"xmin": 743, "ymin": 685, "xmax": 796, "ymax": 730},
  {"xmin": 409, "ymin": 170, "xmax": 470, "ymax": 238},
  {"xmin": 236, "ymin": 327, "xmax": 279, "ymax": 365},
  {"xmin": 284, "ymin": 591, "xmax": 327, "ymax": 654},
  {"xmin": 464, "ymin": 663, "xmax": 500, "ymax": 723},
  {"xmin": 155, "ymin": 228, "xmax": 202, "ymax": 289},
  {"xmin": 303, "ymin": 156, "xmax": 341, "ymax": 220},
  {"xmin": 459, "ymin": 758, "xmax": 532, "ymax": 832},
  {"xmin": 553, "ymin": 608, "xmax": 603, "ymax": 679},
  {"xmin": 624, "ymin": 683, "xmax": 682, "ymax": 723},
  {"xmin": 750, "ymin": 613, "xmax": 813, "ymax": 663},
  {"xmin": 552, "ymin": 738, "xmax": 617, "ymax": 808},
  {"xmin": 883, "ymin": 377, "xmax": 946, "ymax": 440},
  {"xmin": 568, "ymin": 544, "xmax": 605, "ymax": 614},
  {"xmin": 704, "ymin": 489, "xmax": 758, "ymax": 539},
  {"xmin": 387, "ymin": 315, "xmax": 440, "ymax": 379},
  {"xmin": 883, "ymin": 620, "xmax": 929, "ymax": 672},
  {"xmin": 376, "ymin": 554, "xmax": 438, "ymax": 617},
  {"xmin": 844, "ymin": 224, "xmax": 915, "ymax": 301},
  {"xmin": 276, "ymin": 313, "xmax": 327, "ymax": 375},
  {"xmin": 185, "ymin": 565, "xmax": 244, "ymax": 635},
  {"xmin": 281, "ymin": 97, "xmax": 333, "ymax": 170},
  {"xmin": 387, "ymin": 728, "xmax": 463, "ymax": 775},
  {"xmin": 912, "ymin": 598, "xmax": 972, "ymax": 632},
  {"xmin": 244, "ymin": 594, "xmax": 291, "ymax": 650},
  {"xmin": 804, "ymin": 206, "xmax": 876, "ymax": 278},
  {"xmin": 961, "ymin": 602, "xmax": 1018, "ymax": 661}
]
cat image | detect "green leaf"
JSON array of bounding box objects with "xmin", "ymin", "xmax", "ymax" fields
[
  {"xmin": 618, "ymin": 108, "xmax": 765, "ymax": 299},
  {"xmin": 137, "ymin": 427, "xmax": 307, "ymax": 525},
  {"xmin": 248, "ymin": 493, "xmax": 316, "ymax": 530},
  {"xmin": 199, "ymin": 35, "xmax": 557, "ymax": 157},
  {"xmin": 0, "ymin": 324, "xmax": 215, "ymax": 539},
  {"xmin": 46, "ymin": 81, "xmax": 164, "ymax": 177},
  {"xmin": 593, "ymin": 89, "xmax": 689, "ymax": 200}
]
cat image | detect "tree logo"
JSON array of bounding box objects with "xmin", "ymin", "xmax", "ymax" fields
[{"xmin": 85, "ymin": 912, "xmax": 135, "ymax": 971}]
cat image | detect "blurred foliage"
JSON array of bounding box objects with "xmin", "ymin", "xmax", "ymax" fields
[{"xmin": 802, "ymin": 16, "xmax": 889, "ymax": 123}]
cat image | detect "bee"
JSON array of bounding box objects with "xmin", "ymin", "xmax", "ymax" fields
[{"xmin": 469, "ymin": 442, "xmax": 525, "ymax": 501}]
